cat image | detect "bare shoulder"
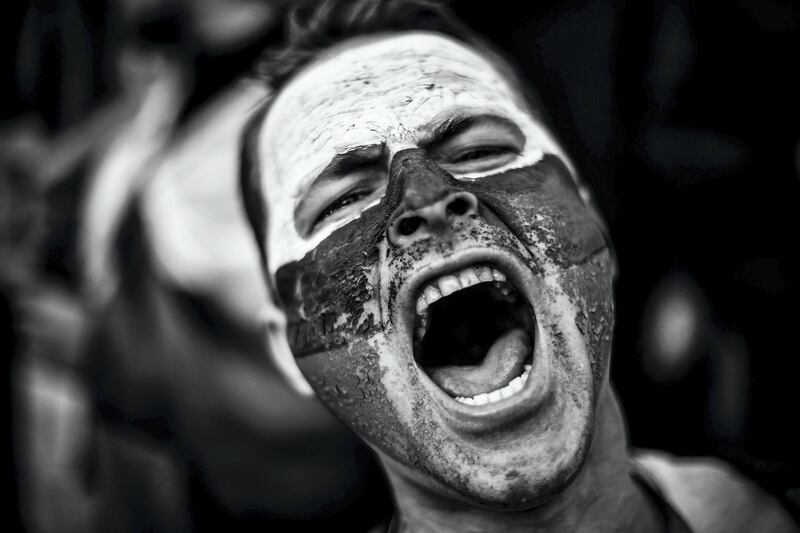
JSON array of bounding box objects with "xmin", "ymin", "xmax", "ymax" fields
[{"xmin": 634, "ymin": 450, "xmax": 799, "ymax": 533}]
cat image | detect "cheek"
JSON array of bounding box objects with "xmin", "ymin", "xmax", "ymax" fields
[
  {"xmin": 561, "ymin": 256, "xmax": 615, "ymax": 389},
  {"xmin": 274, "ymin": 199, "xmax": 419, "ymax": 461},
  {"xmin": 274, "ymin": 207, "xmax": 385, "ymax": 356},
  {"xmin": 463, "ymin": 155, "xmax": 607, "ymax": 267},
  {"xmin": 296, "ymin": 338, "xmax": 412, "ymax": 457}
]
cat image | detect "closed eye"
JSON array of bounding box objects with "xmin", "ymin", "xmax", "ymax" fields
[
  {"xmin": 454, "ymin": 146, "xmax": 510, "ymax": 161},
  {"xmin": 294, "ymin": 144, "xmax": 387, "ymax": 237},
  {"xmin": 311, "ymin": 188, "xmax": 375, "ymax": 231},
  {"xmin": 449, "ymin": 145, "xmax": 518, "ymax": 164},
  {"xmin": 425, "ymin": 114, "xmax": 524, "ymax": 175},
  {"xmin": 434, "ymin": 143, "xmax": 520, "ymax": 175}
]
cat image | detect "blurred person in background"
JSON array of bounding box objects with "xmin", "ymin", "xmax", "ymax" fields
[{"xmin": 10, "ymin": 0, "xmax": 391, "ymax": 531}]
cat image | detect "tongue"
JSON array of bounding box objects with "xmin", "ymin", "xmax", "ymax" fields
[{"xmin": 426, "ymin": 327, "xmax": 532, "ymax": 398}]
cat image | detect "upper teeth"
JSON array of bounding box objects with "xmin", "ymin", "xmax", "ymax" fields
[{"xmin": 416, "ymin": 265, "xmax": 507, "ymax": 316}]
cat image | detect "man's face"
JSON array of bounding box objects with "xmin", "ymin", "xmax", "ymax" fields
[{"xmin": 257, "ymin": 32, "xmax": 615, "ymax": 507}]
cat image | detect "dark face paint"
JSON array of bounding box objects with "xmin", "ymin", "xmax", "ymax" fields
[{"xmin": 274, "ymin": 151, "xmax": 615, "ymax": 507}]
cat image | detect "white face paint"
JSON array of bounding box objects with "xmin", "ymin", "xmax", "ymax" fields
[{"xmin": 258, "ymin": 32, "xmax": 572, "ymax": 273}]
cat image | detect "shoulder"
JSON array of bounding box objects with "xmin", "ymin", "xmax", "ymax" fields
[{"xmin": 634, "ymin": 449, "xmax": 799, "ymax": 533}]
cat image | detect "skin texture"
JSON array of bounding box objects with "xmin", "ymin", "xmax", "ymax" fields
[{"xmin": 257, "ymin": 32, "xmax": 614, "ymax": 507}]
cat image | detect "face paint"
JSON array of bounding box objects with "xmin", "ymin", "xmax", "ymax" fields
[{"xmin": 258, "ymin": 32, "xmax": 615, "ymax": 507}]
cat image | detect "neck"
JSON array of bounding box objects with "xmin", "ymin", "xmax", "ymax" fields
[{"xmin": 380, "ymin": 386, "xmax": 662, "ymax": 533}]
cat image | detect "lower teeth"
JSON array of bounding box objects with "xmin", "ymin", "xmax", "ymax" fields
[{"xmin": 454, "ymin": 364, "xmax": 532, "ymax": 406}]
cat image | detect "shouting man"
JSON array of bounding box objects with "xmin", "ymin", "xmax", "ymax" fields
[{"xmin": 240, "ymin": 1, "xmax": 798, "ymax": 531}]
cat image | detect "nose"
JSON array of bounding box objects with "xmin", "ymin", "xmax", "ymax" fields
[{"xmin": 387, "ymin": 149, "xmax": 479, "ymax": 247}]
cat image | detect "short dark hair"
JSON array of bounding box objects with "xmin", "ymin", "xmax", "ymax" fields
[
  {"xmin": 239, "ymin": 0, "xmax": 547, "ymax": 282},
  {"xmin": 255, "ymin": 0, "xmax": 479, "ymax": 93}
]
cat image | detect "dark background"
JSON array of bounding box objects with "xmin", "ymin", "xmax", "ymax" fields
[{"xmin": 3, "ymin": 0, "xmax": 799, "ymax": 530}]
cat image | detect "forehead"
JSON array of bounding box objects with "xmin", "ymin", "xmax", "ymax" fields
[{"xmin": 259, "ymin": 32, "xmax": 532, "ymax": 192}]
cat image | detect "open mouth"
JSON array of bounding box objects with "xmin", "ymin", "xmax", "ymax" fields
[{"xmin": 412, "ymin": 264, "xmax": 536, "ymax": 406}]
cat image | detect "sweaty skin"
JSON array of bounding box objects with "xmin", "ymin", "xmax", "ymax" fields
[{"xmin": 257, "ymin": 32, "xmax": 614, "ymax": 507}]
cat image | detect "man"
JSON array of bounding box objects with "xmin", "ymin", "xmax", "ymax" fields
[{"xmin": 240, "ymin": 1, "xmax": 799, "ymax": 531}]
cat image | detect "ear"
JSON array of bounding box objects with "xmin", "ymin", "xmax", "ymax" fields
[{"xmin": 258, "ymin": 304, "xmax": 315, "ymax": 397}]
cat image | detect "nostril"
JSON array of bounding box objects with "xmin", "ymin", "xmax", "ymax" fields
[
  {"xmin": 398, "ymin": 216, "xmax": 424, "ymax": 236},
  {"xmin": 446, "ymin": 196, "xmax": 471, "ymax": 217},
  {"xmin": 446, "ymin": 192, "xmax": 478, "ymax": 219}
]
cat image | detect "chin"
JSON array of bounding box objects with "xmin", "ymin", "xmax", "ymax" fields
[
  {"xmin": 416, "ymin": 376, "xmax": 596, "ymax": 511},
  {"xmin": 458, "ymin": 436, "xmax": 592, "ymax": 510}
]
